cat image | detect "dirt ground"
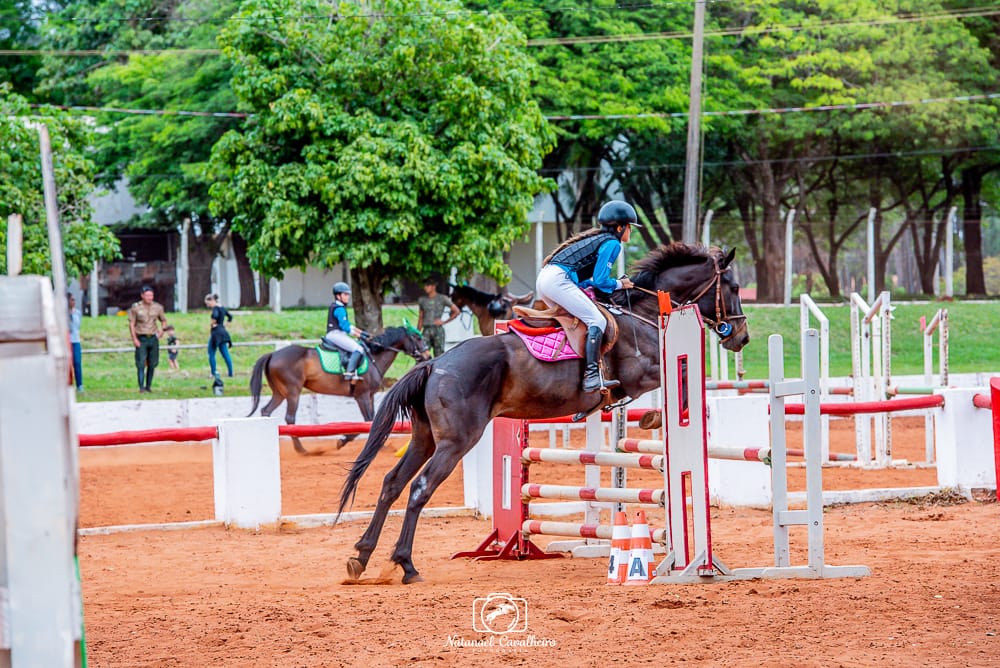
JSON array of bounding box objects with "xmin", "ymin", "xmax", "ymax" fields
[{"xmin": 78, "ymin": 416, "xmax": 1000, "ymax": 667}]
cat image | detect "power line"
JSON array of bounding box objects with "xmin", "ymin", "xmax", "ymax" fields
[
  {"xmin": 5, "ymin": 4, "xmax": 999, "ymax": 57},
  {"xmin": 548, "ymin": 92, "xmax": 1000, "ymax": 121},
  {"xmin": 537, "ymin": 144, "xmax": 1000, "ymax": 173},
  {"xmin": 20, "ymin": 0, "xmax": 739, "ymax": 25},
  {"xmin": 32, "ymin": 103, "xmax": 246, "ymax": 118},
  {"xmin": 30, "ymin": 90, "xmax": 1000, "ymax": 123}
]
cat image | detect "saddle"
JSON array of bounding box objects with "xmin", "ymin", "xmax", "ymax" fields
[
  {"xmin": 315, "ymin": 343, "xmax": 370, "ymax": 376},
  {"xmin": 510, "ymin": 301, "xmax": 619, "ymax": 358}
]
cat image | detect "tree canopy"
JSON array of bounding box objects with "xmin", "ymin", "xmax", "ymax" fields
[
  {"xmin": 0, "ymin": 87, "xmax": 120, "ymax": 277},
  {"xmin": 209, "ymin": 0, "xmax": 555, "ymax": 329}
]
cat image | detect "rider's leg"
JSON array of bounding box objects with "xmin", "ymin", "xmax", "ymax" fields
[
  {"xmin": 326, "ymin": 330, "xmax": 364, "ymax": 379},
  {"xmin": 344, "ymin": 350, "xmax": 363, "ymax": 380},
  {"xmin": 537, "ymin": 265, "xmax": 618, "ymax": 391}
]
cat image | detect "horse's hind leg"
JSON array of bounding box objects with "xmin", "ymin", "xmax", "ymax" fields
[
  {"xmin": 347, "ymin": 422, "xmax": 434, "ymax": 580},
  {"xmin": 391, "ymin": 443, "xmax": 469, "ymax": 584}
]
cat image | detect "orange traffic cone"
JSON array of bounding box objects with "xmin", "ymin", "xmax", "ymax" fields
[
  {"xmin": 624, "ymin": 510, "xmax": 655, "ymax": 585},
  {"xmin": 606, "ymin": 511, "xmax": 630, "ymax": 585}
]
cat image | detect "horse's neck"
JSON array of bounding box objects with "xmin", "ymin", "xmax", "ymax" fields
[{"xmin": 370, "ymin": 348, "xmax": 398, "ymax": 374}]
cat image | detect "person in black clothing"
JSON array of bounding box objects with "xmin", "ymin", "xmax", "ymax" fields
[{"xmin": 204, "ymin": 293, "xmax": 234, "ymax": 378}]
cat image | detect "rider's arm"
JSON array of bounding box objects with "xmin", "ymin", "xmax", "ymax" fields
[
  {"xmin": 326, "ymin": 303, "xmax": 338, "ymax": 331},
  {"xmin": 587, "ymin": 238, "xmax": 624, "ymax": 293},
  {"xmin": 334, "ymin": 305, "xmax": 354, "ymax": 334}
]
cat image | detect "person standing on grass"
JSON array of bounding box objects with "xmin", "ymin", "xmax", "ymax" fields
[
  {"xmin": 128, "ymin": 285, "xmax": 168, "ymax": 393},
  {"xmin": 416, "ymin": 278, "xmax": 459, "ymax": 357},
  {"xmin": 165, "ymin": 325, "xmax": 180, "ymax": 371},
  {"xmin": 204, "ymin": 294, "xmax": 234, "ymax": 378},
  {"xmin": 68, "ymin": 292, "xmax": 84, "ymax": 392}
]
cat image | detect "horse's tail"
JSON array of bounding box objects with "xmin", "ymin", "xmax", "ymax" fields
[
  {"xmin": 247, "ymin": 352, "xmax": 272, "ymax": 417},
  {"xmin": 335, "ymin": 361, "xmax": 432, "ymax": 521}
]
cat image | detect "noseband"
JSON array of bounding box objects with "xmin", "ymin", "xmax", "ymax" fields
[{"xmin": 629, "ymin": 254, "xmax": 746, "ymax": 340}]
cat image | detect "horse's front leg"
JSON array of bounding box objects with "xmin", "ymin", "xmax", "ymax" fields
[
  {"xmin": 390, "ymin": 447, "xmax": 467, "ymax": 584},
  {"xmin": 348, "ymin": 423, "xmax": 435, "ymax": 580},
  {"xmin": 340, "ymin": 390, "xmax": 376, "ymax": 449}
]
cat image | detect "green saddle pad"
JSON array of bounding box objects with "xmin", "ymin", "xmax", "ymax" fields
[{"xmin": 315, "ymin": 346, "xmax": 369, "ymax": 376}]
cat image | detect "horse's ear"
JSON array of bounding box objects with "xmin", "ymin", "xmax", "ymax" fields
[{"xmin": 721, "ymin": 248, "xmax": 736, "ymax": 269}]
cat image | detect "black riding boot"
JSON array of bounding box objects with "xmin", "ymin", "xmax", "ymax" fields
[
  {"xmin": 144, "ymin": 367, "xmax": 154, "ymax": 392},
  {"xmin": 137, "ymin": 368, "xmax": 145, "ymax": 392},
  {"xmin": 582, "ymin": 326, "xmax": 619, "ymax": 392},
  {"xmin": 343, "ymin": 351, "xmax": 363, "ymax": 381}
]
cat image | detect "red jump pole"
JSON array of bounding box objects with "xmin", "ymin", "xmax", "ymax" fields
[{"xmin": 784, "ymin": 394, "xmax": 944, "ymax": 416}]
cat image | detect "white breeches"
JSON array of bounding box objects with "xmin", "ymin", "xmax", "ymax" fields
[
  {"xmin": 535, "ymin": 264, "xmax": 606, "ymax": 332},
  {"xmin": 322, "ymin": 329, "xmax": 364, "ymax": 353}
]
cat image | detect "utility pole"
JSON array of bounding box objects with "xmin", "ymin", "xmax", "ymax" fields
[{"xmin": 681, "ymin": 0, "xmax": 706, "ymax": 242}]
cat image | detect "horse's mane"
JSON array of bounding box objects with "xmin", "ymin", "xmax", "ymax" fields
[
  {"xmin": 368, "ymin": 326, "xmax": 405, "ymax": 352},
  {"xmin": 449, "ymin": 284, "xmax": 499, "ymax": 306},
  {"xmin": 611, "ymin": 242, "xmax": 716, "ymax": 306}
]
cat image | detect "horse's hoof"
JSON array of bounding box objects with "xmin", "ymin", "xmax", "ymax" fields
[
  {"xmin": 402, "ymin": 572, "xmax": 424, "ymax": 584},
  {"xmin": 336, "ymin": 435, "xmax": 349, "ymax": 450},
  {"xmin": 639, "ymin": 409, "xmax": 662, "ymax": 430},
  {"xmin": 346, "ymin": 557, "xmax": 365, "ymax": 580}
]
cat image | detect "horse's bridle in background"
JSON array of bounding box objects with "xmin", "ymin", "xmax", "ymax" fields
[
  {"xmin": 364, "ymin": 333, "xmax": 429, "ymax": 361},
  {"xmin": 630, "ymin": 253, "xmax": 747, "ymax": 340}
]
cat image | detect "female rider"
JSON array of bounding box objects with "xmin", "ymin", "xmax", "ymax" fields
[{"xmin": 535, "ymin": 201, "xmax": 640, "ymax": 392}]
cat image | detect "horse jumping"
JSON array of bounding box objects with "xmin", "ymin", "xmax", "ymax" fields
[
  {"xmin": 247, "ymin": 326, "xmax": 430, "ymax": 454},
  {"xmin": 336, "ymin": 243, "xmax": 750, "ymax": 583},
  {"xmin": 448, "ymin": 284, "xmax": 535, "ymax": 336}
]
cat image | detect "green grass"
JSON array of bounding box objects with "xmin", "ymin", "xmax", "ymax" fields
[
  {"xmin": 75, "ymin": 299, "xmax": 1000, "ymax": 402},
  {"xmin": 736, "ymin": 300, "xmax": 1000, "ymax": 380},
  {"xmin": 76, "ymin": 303, "xmax": 425, "ymax": 402}
]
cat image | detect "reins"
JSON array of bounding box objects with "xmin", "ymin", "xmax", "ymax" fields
[{"xmin": 623, "ymin": 254, "xmax": 746, "ymax": 340}]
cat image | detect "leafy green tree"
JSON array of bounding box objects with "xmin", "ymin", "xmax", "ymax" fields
[
  {"xmin": 210, "ymin": 0, "xmax": 554, "ymax": 331},
  {"xmin": 0, "ymin": 87, "xmax": 120, "ymax": 278},
  {"xmin": 706, "ymin": 0, "xmax": 999, "ymax": 300},
  {"xmin": 0, "ymin": 0, "xmax": 62, "ymax": 99},
  {"xmin": 37, "ymin": 1, "xmax": 254, "ymax": 305},
  {"xmin": 488, "ymin": 1, "xmax": 692, "ymax": 245}
]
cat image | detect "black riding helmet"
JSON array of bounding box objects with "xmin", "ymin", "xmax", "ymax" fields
[{"xmin": 597, "ymin": 201, "xmax": 642, "ymax": 238}]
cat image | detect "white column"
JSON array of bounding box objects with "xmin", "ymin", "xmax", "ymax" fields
[
  {"xmin": 213, "ymin": 417, "xmax": 281, "ymax": 528},
  {"xmin": 783, "ymin": 209, "xmax": 795, "ymax": 306},
  {"xmin": 462, "ymin": 422, "xmax": 494, "ymax": 516},
  {"xmin": 934, "ymin": 389, "xmax": 996, "ymax": 490}
]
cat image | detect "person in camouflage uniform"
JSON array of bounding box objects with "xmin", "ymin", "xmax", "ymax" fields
[
  {"xmin": 417, "ymin": 278, "xmax": 459, "ymax": 357},
  {"xmin": 128, "ymin": 285, "xmax": 169, "ymax": 393}
]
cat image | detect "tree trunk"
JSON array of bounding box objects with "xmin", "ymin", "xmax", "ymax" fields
[
  {"xmin": 756, "ymin": 199, "xmax": 785, "ymax": 302},
  {"xmin": 350, "ymin": 265, "xmax": 387, "ymax": 334},
  {"xmin": 186, "ymin": 234, "xmax": 216, "ymax": 308},
  {"xmin": 230, "ymin": 233, "xmax": 260, "ymax": 306},
  {"xmin": 962, "ymin": 167, "xmax": 986, "ymax": 295}
]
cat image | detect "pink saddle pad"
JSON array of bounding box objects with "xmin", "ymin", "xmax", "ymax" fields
[{"xmin": 511, "ymin": 327, "xmax": 581, "ymax": 362}]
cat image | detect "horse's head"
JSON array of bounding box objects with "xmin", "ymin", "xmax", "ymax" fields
[
  {"xmin": 401, "ymin": 321, "xmax": 432, "ymax": 361},
  {"xmin": 630, "ymin": 244, "xmax": 749, "ymax": 352},
  {"xmin": 371, "ymin": 323, "xmax": 431, "ymax": 361}
]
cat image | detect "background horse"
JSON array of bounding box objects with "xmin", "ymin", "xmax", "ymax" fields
[
  {"xmin": 448, "ymin": 284, "xmax": 535, "ymax": 335},
  {"xmin": 337, "ymin": 243, "xmax": 750, "ymax": 583},
  {"xmin": 247, "ymin": 326, "xmax": 430, "ymax": 454}
]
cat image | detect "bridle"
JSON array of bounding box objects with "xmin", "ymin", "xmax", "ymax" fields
[
  {"xmin": 630, "ymin": 253, "xmax": 746, "ymax": 340},
  {"xmin": 366, "ymin": 330, "xmax": 429, "ymax": 361}
]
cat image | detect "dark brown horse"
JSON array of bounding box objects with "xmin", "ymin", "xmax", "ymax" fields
[
  {"xmin": 449, "ymin": 284, "xmax": 535, "ymax": 335},
  {"xmin": 336, "ymin": 243, "xmax": 750, "ymax": 583},
  {"xmin": 247, "ymin": 325, "xmax": 430, "ymax": 453}
]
